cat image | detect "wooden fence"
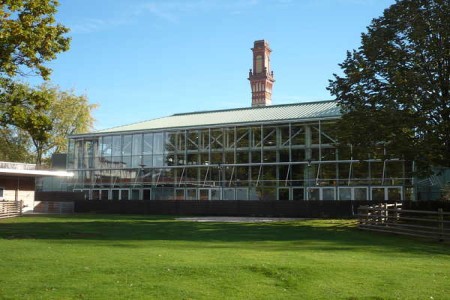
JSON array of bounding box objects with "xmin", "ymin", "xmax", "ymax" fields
[
  {"xmin": 0, "ymin": 201, "xmax": 23, "ymax": 219},
  {"xmin": 358, "ymin": 203, "xmax": 450, "ymax": 242}
]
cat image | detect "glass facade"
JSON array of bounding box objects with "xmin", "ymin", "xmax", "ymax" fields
[{"xmin": 67, "ymin": 120, "xmax": 413, "ymax": 200}]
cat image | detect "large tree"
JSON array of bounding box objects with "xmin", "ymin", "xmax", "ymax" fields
[
  {"xmin": 0, "ymin": 0, "xmax": 71, "ymax": 165},
  {"xmin": 0, "ymin": 83, "xmax": 97, "ymax": 165},
  {"xmin": 0, "ymin": 80, "xmax": 52, "ymax": 165},
  {"xmin": 328, "ymin": 0, "xmax": 450, "ymax": 174},
  {"xmin": 37, "ymin": 84, "xmax": 97, "ymax": 163},
  {"xmin": 0, "ymin": 0, "xmax": 70, "ymax": 79}
]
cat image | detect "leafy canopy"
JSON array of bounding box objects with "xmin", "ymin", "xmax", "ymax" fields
[
  {"xmin": 328, "ymin": 0, "xmax": 450, "ymax": 173},
  {"xmin": 0, "ymin": 0, "xmax": 70, "ymax": 79},
  {"xmin": 0, "ymin": 82, "xmax": 97, "ymax": 165}
]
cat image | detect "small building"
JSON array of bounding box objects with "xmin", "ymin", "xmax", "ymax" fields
[{"xmin": 0, "ymin": 161, "xmax": 73, "ymax": 212}]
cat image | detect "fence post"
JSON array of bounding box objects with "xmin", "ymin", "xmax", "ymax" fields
[
  {"xmin": 438, "ymin": 208, "xmax": 444, "ymax": 242},
  {"xmin": 19, "ymin": 200, "xmax": 23, "ymax": 216}
]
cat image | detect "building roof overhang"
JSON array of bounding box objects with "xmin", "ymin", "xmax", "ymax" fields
[{"xmin": 0, "ymin": 169, "xmax": 73, "ymax": 178}]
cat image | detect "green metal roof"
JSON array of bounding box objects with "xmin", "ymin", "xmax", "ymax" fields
[{"xmin": 93, "ymin": 100, "xmax": 340, "ymax": 135}]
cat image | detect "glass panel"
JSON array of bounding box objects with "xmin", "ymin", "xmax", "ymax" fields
[
  {"xmin": 236, "ymin": 151, "xmax": 249, "ymax": 164},
  {"xmin": 100, "ymin": 190, "xmax": 109, "ymax": 200},
  {"xmin": 120, "ymin": 190, "xmax": 129, "ymax": 200},
  {"xmin": 186, "ymin": 167, "xmax": 199, "ymax": 184},
  {"xmin": 112, "ymin": 136, "xmax": 122, "ymax": 157},
  {"xmin": 199, "ymin": 152, "xmax": 209, "ymax": 165},
  {"xmin": 100, "ymin": 136, "xmax": 112, "ymax": 158},
  {"xmin": 211, "ymin": 152, "xmax": 223, "ymax": 165},
  {"xmin": 278, "ymin": 188, "xmax": 290, "ymax": 200},
  {"xmin": 320, "ymin": 122, "xmax": 337, "ymax": 144},
  {"xmin": 236, "ymin": 188, "xmax": 248, "ymax": 200},
  {"xmin": 262, "ymin": 150, "xmax": 276, "ymax": 163},
  {"xmin": 292, "ymin": 165, "xmax": 304, "ymax": 185},
  {"xmin": 112, "ymin": 189, "xmax": 120, "ymax": 200},
  {"xmin": 166, "ymin": 132, "xmax": 176, "ymax": 152},
  {"xmin": 199, "ymin": 189, "xmax": 209, "ymax": 200},
  {"xmin": 310, "ymin": 124, "xmax": 320, "ymax": 144},
  {"xmin": 354, "ymin": 188, "xmax": 368, "ymax": 200},
  {"xmin": 291, "ymin": 149, "xmax": 305, "ymax": 162},
  {"xmin": 176, "ymin": 131, "xmax": 186, "ymax": 152},
  {"xmin": 388, "ymin": 188, "xmax": 402, "ymax": 201},
  {"xmin": 251, "ymin": 126, "xmax": 262, "ymax": 148},
  {"xmin": 143, "ymin": 189, "xmax": 151, "ymax": 200},
  {"xmin": 132, "ymin": 134, "xmax": 142, "ymax": 156},
  {"xmin": 199, "ymin": 129, "xmax": 210, "ymax": 151},
  {"xmin": 338, "ymin": 188, "xmax": 352, "ymax": 200},
  {"xmin": 224, "ymin": 152, "xmax": 234, "ymax": 164},
  {"xmin": 142, "ymin": 155, "xmax": 153, "ymax": 168},
  {"xmin": 67, "ymin": 139, "xmax": 75, "ymax": 169},
  {"xmin": 175, "ymin": 189, "xmax": 185, "ymax": 200},
  {"xmin": 224, "ymin": 128, "xmax": 235, "ymax": 149},
  {"xmin": 123, "ymin": 135, "xmax": 132, "ymax": 156},
  {"xmin": 279, "ymin": 150, "xmax": 290, "ymax": 162},
  {"xmin": 210, "ymin": 189, "xmax": 221, "ymax": 200},
  {"xmin": 153, "ymin": 133, "xmax": 165, "ymax": 154},
  {"xmin": 122, "ymin": 156, "xmax": 131, "ymax": 168},
  {"xmin": 92, "ymin": 190, "xmax": 100, "ymax": 200},
  {"xmin": 153, "ymin": 188, "xmax": 173, "ymax": 200},
  {"xmin": 187, "ymin": 130, "xmax": 199, "ymax": 150},
  {"xmin": 223, "ymin": 188, "xmax": 235, "ymax": 200},
  {"xmin": 262, "ymin": 126, "xmax": 276, "ymax": 147},
  {"xmin": 153, "ymin": 155, "xmax": 164, "ymax": 168},
  {"xmin": 308, "ymin": 188, "xmax": 320, "ymax": 200},
  {"xmin": 279, "ymin": 126, "xmax": 290, "ymax": 147},
  {"xmin": 257, "ymin": 188, "xmax": 276, "ymax": 200},
  {"xmin": 353, "ymin": 162, "xmax": 369, "ymax": 184},
  {"xmin": 132, "ymin": 156, "xmax": 142, "ymax": 168},
  {"xmin": 293, "ymin": 188, "xmax": 304, "ymax": 201},
  {"xmin": 262, "ymin": 166, "xmax": 276, "ymax": 186},
  {"xmin": 236, "ymin": 127, "xmax": 249, "ymax": 148},
  {"xmin": 131, "ymin": 189, "xmax": 140, "ymax": 200},
  {"xmin": 211, "ymin": 129, "xmax": 224, "ymax": 149},
  {"xmin": 251, "ymin": 151, "xmax": 261, "ymax": 163},
  {"xmin": 235, "ymin": 166, "xmax": 249, "ymax": 184},
  {"xmin": 371, "ymin": 188, "xmax": 385, "ymax": 201},
  {"xmin": 187, "ymin": 153, "xmax": 199, "ymax": 165},
  {"xmin": 186, "ymin": 189, "xmax": 197, "ymax": 200},
  {"xmin": 322, "ymin": 188, "xmax": 335, "ymax": 200},
  {"xmin": 291, "ymin": 124, "xmax": 305, "ymax": 145},
  {"xmin": 143, "ymin": 133, "xmax": 153, "ymax": 155}
]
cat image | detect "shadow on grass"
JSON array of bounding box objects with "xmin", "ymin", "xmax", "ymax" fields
[{"xmin": 0, "ymin": 214, "xmax": 448, "ymax": 255}]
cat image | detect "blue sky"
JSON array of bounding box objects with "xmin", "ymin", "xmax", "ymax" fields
[{"xmin": 42, "ymin": 0, "xmax": 395, "ymax": 130}]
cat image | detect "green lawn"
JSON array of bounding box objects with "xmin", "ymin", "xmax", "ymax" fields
[{"xmin": 0, "ymin": 215, "xmax": 448, "ymax": 299}]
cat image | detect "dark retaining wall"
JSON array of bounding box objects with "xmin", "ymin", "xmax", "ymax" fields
[
  {"xmin": 74, "ymin": 200, "xmax": 373, "ymax": 218},
  {"xmin": 36, "ymin": 191, "xmax": 85, "ymax": 202},
  {"xmin": 36, "ymin": 191, "xmax": 450, "ymax": 218}
]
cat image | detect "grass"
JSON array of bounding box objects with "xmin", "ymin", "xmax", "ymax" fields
[{"xmin": 0, "ymin": 215, "xmax": 449, "ymax": 300}]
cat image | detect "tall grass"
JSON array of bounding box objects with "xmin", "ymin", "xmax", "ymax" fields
[{"xmin": 0, "ymin": 215, "xmax": 448, "ymax": 299}]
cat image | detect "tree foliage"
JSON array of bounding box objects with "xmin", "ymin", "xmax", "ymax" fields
[
  {"xmin": 328, "ymin": 0, "xmax": 450, "ymax": 174},
  {"xmin": 0, "ymin": 80, "xmax": 51, "ymax": 164},
  {"xmin": 0, "ymin": 0, "xmax": 70, "ymax": 79},
  {"xmin": 0, "ymin": 82, "xmax": 97, "ymax": 165},
  {"xmin": 38, "ymin": 84, "xmax": 97, "ymax": 160}
]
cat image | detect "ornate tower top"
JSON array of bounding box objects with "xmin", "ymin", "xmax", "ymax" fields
[{"xmin": 248, "ymin": 40, "xmax": 275, "ymax": 107}]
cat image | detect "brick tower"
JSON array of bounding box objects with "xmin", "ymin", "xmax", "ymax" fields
[{"xmin": 248, "ymin": 40, "xmax": 275, "ymax": 107}]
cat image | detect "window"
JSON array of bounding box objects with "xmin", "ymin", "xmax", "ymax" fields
[{"xmin": 256, "ymin": 55, "xmax": 263, "ymax": 73}]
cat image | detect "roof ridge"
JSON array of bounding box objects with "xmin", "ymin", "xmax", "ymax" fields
[{"xmin": 172, "ymin": 100, "xmax": 336, "ymax": 117}]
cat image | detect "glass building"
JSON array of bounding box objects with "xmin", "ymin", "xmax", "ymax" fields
[{"xmin": 66, "ymin": 100, "xmax": 414, "ymax": 201}]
